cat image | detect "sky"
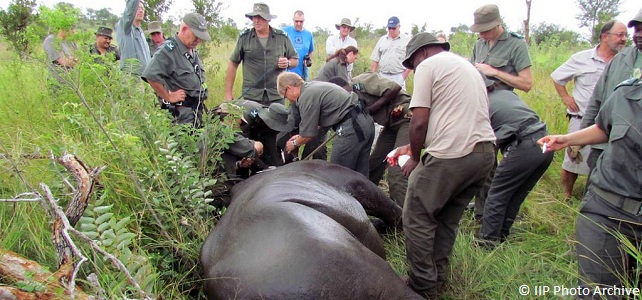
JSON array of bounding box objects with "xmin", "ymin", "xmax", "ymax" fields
[{"xmin": 1, "ymin": 0, "xmax": 640, "ymax": 37}]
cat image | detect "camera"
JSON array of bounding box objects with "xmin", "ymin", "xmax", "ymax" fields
[{"xmin": 304, "ymin": 55, "xmax": 312, "ymax": 67}]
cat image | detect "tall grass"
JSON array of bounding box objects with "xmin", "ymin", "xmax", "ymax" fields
[{"xmin": 0, "ymin": 31, "xmax": 618, "ymax": 299}]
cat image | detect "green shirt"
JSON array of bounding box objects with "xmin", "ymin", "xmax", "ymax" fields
[
  {"xmin": 592, "ymin": 78, "xmax": 642, "ymax": 198},
  {"xmin": 488, "ymin": 90, "xmax": 545, "ymax": 148},
  {"xmin": 230, "ymin": 27, "xmax": 298, "ymax": 102},
  {"xmin": 142, "ymin": 35, "xmax": 207, "ymax": 102},
  {"xmin": 314, "ymin": 58, "xmax": 348, "ymax": 83},
  {"xmin": 291, "ymin": 81, "xmax": 356, "ymax": 137},
  {"xmin": 352, "ymin": 72, "xmax": 411, "ymax": 127},
  {"xmin": 471, "ymin": 30, "xmax": 531, "ymax": 91}
]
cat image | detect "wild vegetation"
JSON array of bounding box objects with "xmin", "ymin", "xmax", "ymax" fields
[{"xmin": 0, "ymin": 0, "xmax": 634, "ymax": 299}]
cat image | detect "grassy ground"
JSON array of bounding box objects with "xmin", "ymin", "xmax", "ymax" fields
[{"xmin": 0, "ymin": 33, "xmax": 592, "ymax": 299}]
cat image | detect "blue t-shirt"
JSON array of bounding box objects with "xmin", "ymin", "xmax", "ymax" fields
[{"xmin": 283, "ymin": 26, "xmax": 314, "ymax": 80}]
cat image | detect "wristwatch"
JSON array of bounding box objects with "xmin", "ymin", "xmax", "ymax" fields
[{"xmin": 287, "ymin": 60, "xmax": 291, "ymax": 68}]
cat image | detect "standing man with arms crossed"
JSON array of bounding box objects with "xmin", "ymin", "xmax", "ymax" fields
[
  {"xmin": 283, "ymin": 10, "xmax": 314, "ymax": 81},
  {"xmin": 116, "ymin": 0, "xmax": 150, "ymax": 75},
  {"xmin": 469, "ymin": 3, "xmax": 533, "ymax": 222},
  {"xmin": 581, "ymin": 10, "xmax": 641, "ymax": 185},
  {"xmin": 550, "ymin": 20, "xmax": 627, "ymax": 199},
  {"xmin": 225, "ymin": 2, "xmax": 298, "ymax": 167},
  {"xmin": 370, "ymin": 16, "xmax": 411, "ymax": 90},
  {"xmin": 393, "ymin": 33, "xmax": 496, "ymax": 299}
]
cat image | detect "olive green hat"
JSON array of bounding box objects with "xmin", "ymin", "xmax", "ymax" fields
[
  {"xmin": 258, "ymin": 103, "xmax": 294, "ymax": 132},
  {"xmin": 628, "ymin": 8, "xmax": 642, "ymax": 27},
  {"xmin": 470, "ymin": 4, "xmax": 502, "ymax": 32},
  {"xmin": 183, "ymin": 12, "xmax": 211, "ymax": 41},
  {"xmin": 245, "ymin": 2, "xmax": 277, "ymax": 21},
  {"xmin": 401, "ymin": 32, "xmax": 450, "ymax": 69},
  {"xmin": 95, "ymin": 26, "xmax": 113, "ymax": 38},
  {"xmin": 335, "ymin": 18, "xmax": 355, "ymax": 31},
  {"xmin": 146, "ymin": 21, "xmax": 163, "ymax": 34}
]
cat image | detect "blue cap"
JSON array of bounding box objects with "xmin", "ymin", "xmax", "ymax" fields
[{"xmin": 387, "ymin": 16, "xmax": 400, "ymax": 28}]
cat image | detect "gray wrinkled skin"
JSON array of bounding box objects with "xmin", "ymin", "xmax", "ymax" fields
[{"xmin": 200, "ymin": 160, "xmax": 421, "ymax": 299}]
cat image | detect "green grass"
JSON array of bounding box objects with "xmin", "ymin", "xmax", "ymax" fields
[{"xmin": 0, "ymin": 33, "xmax": 607, "ymax": 299}]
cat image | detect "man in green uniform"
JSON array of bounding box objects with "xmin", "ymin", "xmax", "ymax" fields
[
  {"xmin": 581, "ymin": 9, "xmax": 642, "ymax": 184},
  {"xmin": 224, "ymin": 2, "xmax": 298, "ymax": 106},
  {"xmin": 328, "ymin": 73, "xmax": 411, "ymax": 207},
  {"xmin": 89, "ymin": 27, "xmax": 120, "ymax": 63},
  {"xmin": 142, "ymin": 12, "xmax": 210, "ymax": 128}
]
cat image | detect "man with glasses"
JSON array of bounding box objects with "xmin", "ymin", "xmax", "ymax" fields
[
  {"xmin": 370, "ymin": 16, "xmax": 411, "ymax": 89},
  {"xmin": 580, "ymin": 10, "xmax": 642, "ymax": 193},
  {"xmin": 550, "ymin": 20, "xmax": 627, "ymax": 199},
  {"xmin": 283, "ymin": 10, "xmax": 314, "ymax": 81}
]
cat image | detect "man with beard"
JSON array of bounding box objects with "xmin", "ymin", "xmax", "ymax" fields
[{"xmin": 90, "ymin": 26, "xmax": 120, "ymax": 63}]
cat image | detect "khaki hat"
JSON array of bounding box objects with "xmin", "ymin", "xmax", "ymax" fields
[
  {"xmin": 245, "ymin": 2, "xmax": 277, "ymax": 21},
  {"xmin": 401, "ymin": 32, "xmax": 450, "ymax": 69},
  {"xmin": 146, "ymin": 21, "xmax": 163, "ymax": 34},
  {"xmin": 335, "ymin": 18, "xmax": 355, "ymax": 31},
  {"xmin": 183, "ymin": 12, "xmax": 211, "ymax": 41},
  {"xmin": 628, "ymin": 8, "xmax": 642, "ymax": 27},
  {"xmin": 95, "ymin": 26, "xmax": 113, "ymax": 38},
  {"xmin": 470, "ymin": 4, "xmax": 502, "ymax": 32},
  {"xmin": 258, "ymin": 103, "xmax": 294, "ymax": 132}
]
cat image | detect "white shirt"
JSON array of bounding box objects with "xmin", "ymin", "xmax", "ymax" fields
[{"xmin": 370, "ymin": 34, "xmax": 410, "ymax": 74}]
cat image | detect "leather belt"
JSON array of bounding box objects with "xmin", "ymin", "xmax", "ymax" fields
[{"xmin": 592, "ymin": 186, "xmax": 642, "ymax": 216}]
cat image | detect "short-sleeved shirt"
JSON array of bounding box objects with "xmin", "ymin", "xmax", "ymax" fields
[
  {"xmin": 43, "ymin": 34, "xmax": 77, "ymax": 64},
  {"xmin": 89, "ymin": 45, "xmax": 121, "ymax": 63},
  {"xmin": 550, "ymin": 46, "xmax": 607, "ymax": 116},
  {"xmin": 488, "ymin": 89, "xmax": 545, "ymax": 148},
  {"xmin": 370, "ymin": 34, "xmax": 410, "ymax": 74},
  {"xmin": 471, "ymin": 30, "xmax": 531, "ymax": 91},
  {"xmin": 116, "ymin": 0, "xmax": 151, "ymax": 75},
  {"xmin": 352, "ymin": 72, "xmax": 410, "ymax": 127},
  {"xmin": 591, "ymin": 79, "xmax": 642, "ymax": 199},
  {"xmin": 230, "ymin": 27, "xmax": 298, "ymax": 102},
  {"xmin": 325, "ymin": 35, "xmax": 357, "ymax": 56},
  {"xmin": 314, "ymin": 58, "xmax": 348, "ymax": 83},
  {"xmin": 291, "ymin": 81, "xmax": 356, "ymax": 137},
  {"xmin": 142, "ymin": 35, "xmax": 207, "ymax": 103},
  {"xmin": 282, "ymin": 26, "xmax": 314, "ymax": 79},
  {"xmin": 411, "ymin": 51, "xmax": 496, "ymax": 159},
  {"xmin": 581, "ymin": 46, "xmax": 641, "ymax": 150}
]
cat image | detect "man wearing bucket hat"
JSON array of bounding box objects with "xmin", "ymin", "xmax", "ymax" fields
[
  {"xmin": 90, "ymin": 26, "xmax": 120, "ymax": 63},
  {"xmin": 146, "ymin": 21, "xmax": 166, "ymax": 55},
  {"xmin": 470, "ymin": 4, "xmax": 533, "ymax": 93},
  {"xmin": 224, "ymin": 2, "xmax": 298, "ymax": 106},
  {"xmin": 142, "ymin": 12, "xmax": 212, "ymax": 128},
  {"xmin": 391, "ymin": 32, "xmax": 495, "ymax": 299},
  {"xmin": 581, "ymin": 9, "xmax": 642, "ymax": 195},
  {"xmin": 326, "ymin": 18, "xmax": 358, "ymax": 78},
  {"xmin": 116, "ymin": 0, "xmax": 150, "ymax": 75}
]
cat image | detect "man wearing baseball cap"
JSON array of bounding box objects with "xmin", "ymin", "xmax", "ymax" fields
[
  {"xmin": 370, "ymin": 16, "xmax": 411, "ymax": 89},
  {"xmin": 142, "ymin": 12, "xmax": 211, "ymax": 127},
  {"xmin": 393, "ymin": 32, "xmax": 495, "ymax": 299}
]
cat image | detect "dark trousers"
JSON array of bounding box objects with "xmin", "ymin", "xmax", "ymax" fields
[
  {"xmin": 479, "ymin": 129, "xmax": 554, "ymax": 241},
  {"xmin": 584, "ymin": 148, "xmax": 603, "ymax": 193},
  {"xmin": 249, "ymin": 126, "xmax": 282, "ymax": 167},
  {"xmin": 368, "ymin": 121, "xmax": 410, "ymax": 207},
  {"xmin": 331, "ymin": 112, "xmax": 374, "ymax": 177},
  {"xmin": 576, "ymin": 187, "xmax": 642, "ymax": 299},
  {"xmin": 403, "ymin": 142, "xmax": 495, "ymax": 297}
]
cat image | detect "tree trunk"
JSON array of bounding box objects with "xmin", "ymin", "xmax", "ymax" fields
[{"xmin": 524, "ymin": 0, "xmax": 532, "ymax": 44}]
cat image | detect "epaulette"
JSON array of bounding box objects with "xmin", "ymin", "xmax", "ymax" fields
[
  {"xmin": 164, "ymin": 38, "xmax": 177, "ymax": 52},
  {"xmin": 614, "ymin": 77, "xmax": 639, "ymax": 90},
  {"xmin": 510, "ymin": 32, "xmax": 524, "ymax": 39},
  {"xmin": 239, "ymin": 28, "xmax": 251, "ymax": 37},
  {"xmin": 272, "ymin": 28, "xmax": 285, "ymax": 35}
]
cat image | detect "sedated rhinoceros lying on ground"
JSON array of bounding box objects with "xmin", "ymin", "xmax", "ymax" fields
[{"xmin": 200, "ymin": 160, "xmax": 422, "ymax": 299}]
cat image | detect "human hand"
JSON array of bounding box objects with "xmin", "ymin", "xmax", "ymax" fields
[
  {"xmin": 167, "ymin": 89, "xmax": 186, "ymax": 103},
  {"xmin": 254, "ymin": 141, "xmax": 264, "ymax": 157},
  {"xmin": 278, "ymin": 56, "xmax": 289, "ymax": 69},
  {"xmin": 562, "ymin": 96, "xmax": 580, "ymax": 113},
  {"xmin": 474, "ymin": 63, "xmax": 498, "ymax": 77},
  {"xmin": 537, "ymin": 135, "xmax": 569, "ymax": 152},
  {"xmin": 285, "ymin": 135, "xmax": 300, "ymax": 154},
  {"xmin": 238, "ymin": 157, "xmax": 254, "ymax": 169}
]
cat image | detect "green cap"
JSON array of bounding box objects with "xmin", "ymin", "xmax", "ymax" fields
[
  {"xmin": 183, "ymin": 12, "xmax": 211, "ymax": 41},
  {"xmin": 470, "ymin": 4, "xmax": 502, "ymax": 32},
  {"xmin": 402, "ymin": 32, "xmax": 450, "ymax": 69}
]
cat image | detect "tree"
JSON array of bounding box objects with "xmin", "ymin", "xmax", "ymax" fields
[
  {"xmin": 93, "ymin": 8, "xmax": 118, "ymax": 26},
  {"xmin": 576, "ymin": 0, "xmax": 621, "ymax": 43},
  {"xmin": 145, "ymin": 0, "xmax": 171, "ymax": 22},
  {"xmin": 0, "ymin": 0, "xmax": 38, "ymax": 57},
  {"xmin": 531, "ymin": 22, "xmax": 582, "ymax": 45},
  {"xmin": 523, "ymin": 0, "xmax": 532, "ymax": 44}
]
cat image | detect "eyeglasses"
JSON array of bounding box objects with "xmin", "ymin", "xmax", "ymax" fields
[
  {"xmin": 293, "ymin": 20, "xmax": 304, "ymax": 23},
  {"xmin": 606, "ymin": 32, "xmax": 628, "ymax": 38},
  {"xmin": 387, "ymin": 27, "xmax": 398, "ymax": 30}
]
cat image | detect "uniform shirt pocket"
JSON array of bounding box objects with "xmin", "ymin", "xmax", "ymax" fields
[{"xmin": 486, "ymin": 57, "xmax": 508, "ymax": 68}]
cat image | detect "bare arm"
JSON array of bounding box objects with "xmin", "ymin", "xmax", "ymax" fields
[
  {"xmin": 370, "ymin": 61, "xmax": 379, "ymax": 73},
  {"xmin": 367, "ymin": 85, "xmax": 401, "ymax": 114},
  {"xmin": 145, "ymin": 79, "xmax": 186, "ymax": 103},
  {"xmin": 55, "ymin": 56, "xmax": 77, "ymax": 68},
  {"xmin": 476, "ymin": 64, "xmax": 533, "ymax": 92},
  {"xmin": 400, "ymin": 107, "xmax": 430, "ymax": 176},
  {"xmin": 224, "ymin": 61, "xmax": 240, "ymax": 101},
  {"xmin": 539, "ymin": 124, "xmax": 608, "ymax": 152},
  {"xmin": 553, "ymin": 82, "xmax": 579, "ymax": 113}
]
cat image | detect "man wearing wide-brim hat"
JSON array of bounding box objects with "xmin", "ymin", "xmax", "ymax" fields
[
  {"xmin": 224, "ymin": 2, "xmax": 298, "ymax": 167},
  {"xmin": 142, "ymin": 12, "xmax": 212, "ymax": 127},
  {"xmin": 146, "ymin": 21, "xmax": 166, "ymax": 55},
  {"xmin": 326, "ymin": 17, "xmax": 358, "ymax": 58},
  {"xmin": 470, "ymin": 4, "xmax": 533, "ymax": 93},
  {"xmin": 393, "ymin": 32, "xmax": 496, "ymax": 300},
  {"xmin": 90, "ymin": 26, "xmax": 120, "ymax": 62}
]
